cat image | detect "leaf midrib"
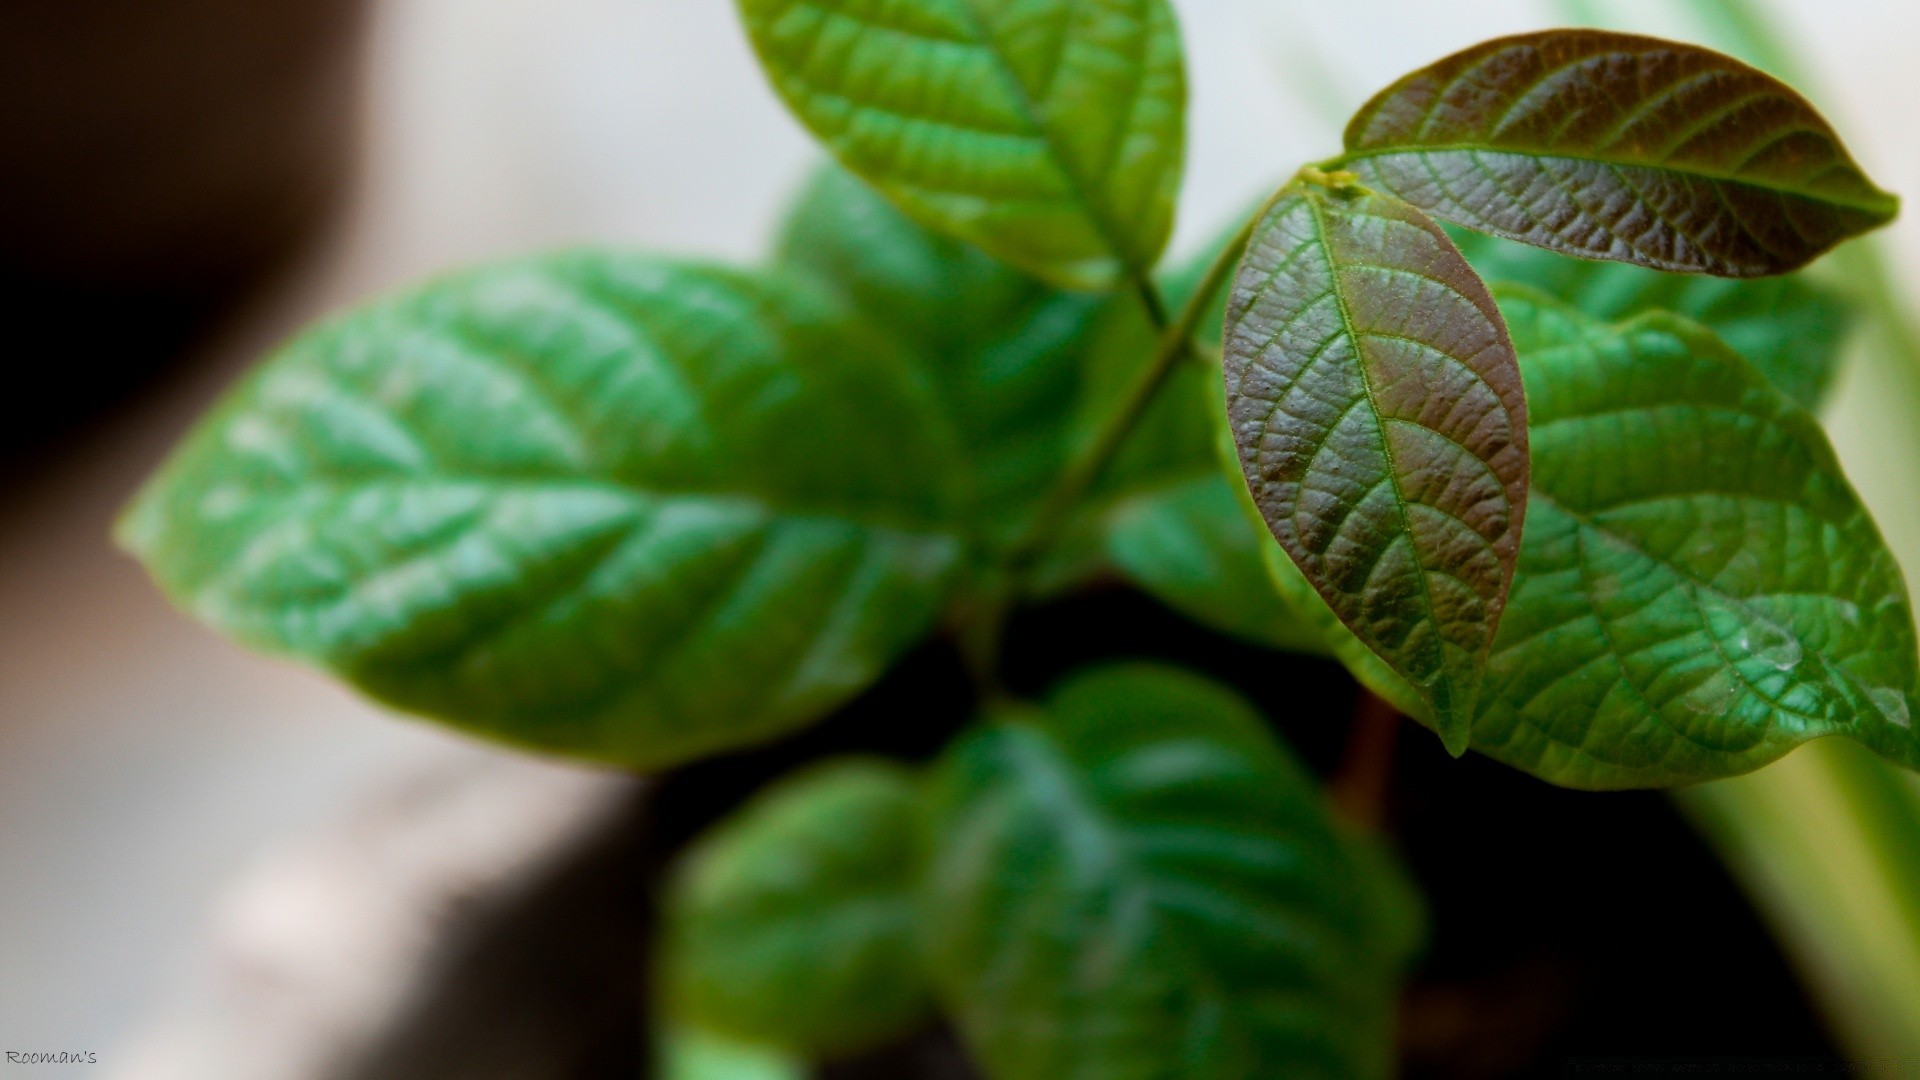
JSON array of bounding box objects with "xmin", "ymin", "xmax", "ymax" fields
[
  {"xmin": 1336, "ymin": 143, "xmax": 1896, "ymax": 216},
  {"xmin": 947, "ymin": 0, "xmax": 1151, "ymax": 274},
  {"xmin": 1517, "ymin": 488, "xmax": 1896, "ymax": 731},
  {"xmin": 994, "ymin": 722, "xmax": 1242, "ymax": 1046},
  {"xmin": 1300, "ymin": 188, "xmax": 1456, "ymax": 719}
]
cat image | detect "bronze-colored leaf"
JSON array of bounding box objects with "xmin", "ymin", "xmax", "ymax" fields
[
  {"xmin": 1339, "ymin": 29, "xmax": 1898, "ymax": 276},
  {"xmin": 1224, "ymin": 173, "xmax": 1528, "ymax": 752}
]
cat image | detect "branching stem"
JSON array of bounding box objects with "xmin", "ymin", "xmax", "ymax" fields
[{"xmin": 949, "ymin": 219, "xmax": 1259, "ymax": 695}]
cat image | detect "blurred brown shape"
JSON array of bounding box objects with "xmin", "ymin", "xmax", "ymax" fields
[{"xmin": 0, "ymin": 0, "xmax": 369, "ymax": 464}]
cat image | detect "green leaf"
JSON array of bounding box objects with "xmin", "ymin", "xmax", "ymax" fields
[
  {"xmin": 1258, "ymin": 538, "xmax": 1431, "ymax": 724},
  {"xmin": 663, "ymin": 759, "xmax": 930, "ymax": 1056},
  {"xmin": 1280, "ymin": 289, "xmax": 1920, "ymax": 787},
  {"xmin": 118, "ymin": 254, "xmax": 965, "ymax": 769},
  {"xmin": 1010, "ymin": 206, "xmax": 1320, "ymax": 648},
  {"xmin": 659, "ymin": 1028, "xmax": 804, "ymax": 1080},
  {"xmin": 737, "ymin": 0, "xmax": 1186, "ymax": 290},
  {"xmin": 775, "ymin": 164, "xmax": 1107, "ymax": 543},
  {"xmin": 1092, "ymin": 206, "xmax": 1326, "ymax": 651},
  {"xmin": 1106, "ymin": 475, "xmax": 1327, "ymax": 652},
  {"xmin": 1450, "ymin": 227, "xmax": 1854, "ymax": 409},
  {"xmin": 923, "ymin": 664, "xmax": 1418, "ymax": 1080},
  {"xmin": 1471, "ymin": 287, "xmax": 1920, "ymax": 787},
  {"xmin": 1020, "ymin": 215, "xmax": 1247, "ymax": 597},
  {"xmin": 770, "ymin": 165, "xmax": 1310, "ymax": 648},
  {"xmin": 1341, "ymin": 824, "xmax": 1429, "ymax": 973},
  {"xmin": 1339, "ymin": 29, "xmax": 1899, "ymax": 276},
  {"xmin": 1224, "ymin": 176, "xmax": 1530, "ymax": 754}
]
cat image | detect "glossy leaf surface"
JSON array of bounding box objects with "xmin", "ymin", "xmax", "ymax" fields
[
  {"xmin": 1476, "ymin": 288, "xmax": 1920, "ymax": 787},
  {"xmin": 1094, "ymin": 208, "xmax": 1323, "ymax": 650},
  {"xmin": 663, "ymin": 759, "xmax": 930, "ymax": 1055},
  {"xmin": 1224, "ymin": 179, "xmax": 1529, "ymax": 752},
  {"xmin": 924, "ymin": 665, "xmax": 1418, "ymax": 1080},
  {"xmin": 660, "ymin": 1029, "xmax": 804, "ymax": 1080},
  {"xmin": 1274, "ymin": 289, "xmax": 1920, "ymax": 787},
  {"xmin": 119, "ymin": 255, "xmax": 963, "ymax": 768},
  {"xmin": 1341, "ymin": 30, "xmax": 1899, "ymax": 276},
  {"xmin": 1451, "ymin": 228, "xmax": 1853, "ymax": 408},
  {"xmin": 1106, "ymin": 475, "xmax": 1326, "ymax": 652},
  {"xmin": 1017, "ymin": 213, "xmax": 1318, "ymax": 647},
  {"xmin": 1019, "ymin": 212, "xmax": 1248, "ymax": 594},
  {"xmin": 776, "ymin": 165, "xmax": 1106, "ymax": 544},
  {"xmin": 737, "ymin": 0, "xmax": 1186, "ymax": 289}
]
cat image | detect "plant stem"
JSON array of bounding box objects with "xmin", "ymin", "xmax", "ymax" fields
[
  {"xmin": 1003, "ymin": 218, "xmax": 1258, "ymax": 580},
  {"xmin": 953, "ymin": 574, "xmax": 1011, "ymax": 706},
  {"xmin": 949, "ymin": 222, "xmax": 1257, "ymax": 696},
  {"xmin": 1331, "ymin": 689, "xmax": 1401, "ymax": 830}
]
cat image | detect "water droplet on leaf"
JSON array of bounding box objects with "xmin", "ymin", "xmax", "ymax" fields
[{"xmin": 1870, "ymin": 687, "xmax": 1911, "ymax": 729}]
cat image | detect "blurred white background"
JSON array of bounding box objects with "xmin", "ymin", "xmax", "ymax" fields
[{"xmin": 2, "ymin": 0, "xmax": 1917, "ymax": 1070}]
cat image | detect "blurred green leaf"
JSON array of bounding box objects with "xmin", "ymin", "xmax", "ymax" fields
[
  {"xmin": 1340, "ymin": 29, "xmax": 1898, "ymax": 275},
  {"xmin": 119, "ymin": 255, "xmax": 965, "ymax": 769},
  {"xmin": 1106, "ymin": 475, "xmax": 1326, "ymax": 652},
  {"xmin": 1450, "ymin": 228, "xmax": 1853, "ymax": 409},
  {"xmin": 663, "ymin": 759, "xmax": 931, "ymax": 1057},
  {"xmin": 1089, "ymin": 205, "xmax": 1322, "ymax": 650},
  {"xmin": 923, "ymin": 664, "xmax": 1419, "ymax": 1080},
  {"xmin": 659, "ymin": 1027, "xmax": 804, "ymax": 1080},
  {"xmin": 1029, "ymin": 205, "xmax": 1323, "ymax": 650},
  {"xmin": 1224, "ymin": 178, "xmax": 1529, "ymax": 754},
  {"xmin": 738, "ymin": 0, "xmax": 1187, "ymax": 290},
  {"xmin": 776, "ymin": 165, "xmax": 1107, "ymax": 547}
]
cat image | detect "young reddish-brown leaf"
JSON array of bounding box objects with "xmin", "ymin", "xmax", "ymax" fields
[
  {"xmin": 1338, "ymin": 29, "xmax": 1899, "ymax": 277},
  {"xmin": 1224, "ymin": 175, "xmax": 1528, "ymax": 752}
]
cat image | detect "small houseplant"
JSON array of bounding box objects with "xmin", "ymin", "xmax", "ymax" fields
[{"xmin": 120, "ymin": 4, "xmax": 1911, "ymax": 1075}]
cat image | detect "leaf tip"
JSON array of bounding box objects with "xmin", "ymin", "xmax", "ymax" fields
[{"xmin": 1432, "ymin": 689, "xmax": 1474, "ymax": 758}]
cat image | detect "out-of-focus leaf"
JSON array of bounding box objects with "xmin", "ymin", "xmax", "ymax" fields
[
  {"xmin": 1679, "ymin": 738, "xmax": 1920, "ymax": 1063},
  {"xmin": 1450, "ymin": 228, "xmax": 1853, "ymax": 409},
  {"xmin": 737, "ymin": 0, "xmax": 1187, "ymax": 290},
  {"xmin": 1021, "ymin": 205, "xmax": 1320, "ymax": 648},
  {"xmin": 659, "ymin": 1027, "xmax": 804, "ymax": 1080},
  {"xmin": 1224, "ymin": 176, "xmax": 1530, "ymax": 753},
  {"xmin": 663, "ymin": 759, "xmax": 930, "ymax": 1057},
  {"xmin": 776, "ymin": 165, "xmax": 1107, "ymax": 546},
  {"xmin": 1107, "ymin": 475, "xmax": 1326, "ymax": 652},
  {"xmin": 1341, "ymin": 822, "xmax": 1430, "ymax": 973},
  {"xmin": 118, "ymin": 255, "xmax": 964, "ymax": 769},
  {"xmin": 923, "ymin": 664, "xmax": 1419, "ymax": 1080},
  {"xmin": 1340, "ymin": 29, "xmax": 1898, "ymax": 276}
]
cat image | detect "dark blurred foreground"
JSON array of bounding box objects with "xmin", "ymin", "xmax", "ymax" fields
[
  {"xmin": 327, "ymin": 588, "xmax": 1844, "ymax": 1079},
  {"xmin": 0, "ymin": 0, "xmax": 367, "ymax": 470}
]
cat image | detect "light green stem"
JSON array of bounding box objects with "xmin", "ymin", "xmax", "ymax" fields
[
  {"xmin": 950, "ymin": 220, "xmax": 1257, "ymax": 688},
  {"xmin": 1003, "ymin": 219, "xmax": 1256, "ymax": 579}
]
